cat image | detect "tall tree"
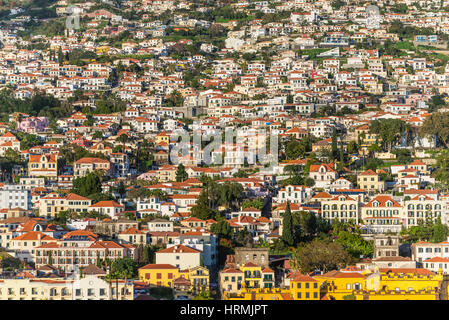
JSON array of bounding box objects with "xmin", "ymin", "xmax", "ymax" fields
[
  {"xmin": 282, "ymin": 202, "xmax": 296, "ymax": 246},
  {"xmin": 176, "ymin": 163, "xmax": 188, "ymax": 182},
  {"xmin": 331, "ymin": 128, "xmax": 338, "ymax": 160}
]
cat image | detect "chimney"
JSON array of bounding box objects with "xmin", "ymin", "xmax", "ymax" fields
[{"xmin": 37, "ymin": 233, "xmax": 41, "ymax": 240}]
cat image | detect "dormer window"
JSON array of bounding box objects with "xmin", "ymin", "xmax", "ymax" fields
[
  {"xmin": 373, "ymin": 201, "xmax": 379, "ymax": 207},
  {"xmin": 386, "ymin": 201, "xmax": 392, "ymax": 207}
]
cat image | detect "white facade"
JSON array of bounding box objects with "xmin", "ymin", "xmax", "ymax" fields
[{"xmin": 0, "ymin": 184, "xmax": 31, "ymax": 210}]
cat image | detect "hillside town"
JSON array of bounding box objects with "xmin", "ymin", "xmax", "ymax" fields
[{"xmin": 1, "ymin": 0, "xmax": 449, "ymax": 301}]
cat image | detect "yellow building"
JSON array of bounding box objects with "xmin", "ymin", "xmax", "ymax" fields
[
  {"xmin": 96, "ymin": 46, "xmax": 111, "ymax": 55},
  {"xmin": 220, "ymin": 263, "xmax": 275, "ymax": 295},
  {"xmin": 155, "ymin": 132, "xmax": 170, "ymax": 145},
  {"xmin": 219, "ymin": 267, "xmax": 243, "ymax": 294},
  {"xmin": 28, "ymin": 154, "xmax": 58, "ymax": 181},
  {"xmin": 138, "ymin": 264, "xmax": 181, "ymax": 288},
  {"xmin": 222, "ymin": 287, "xmax": 293, "ymax": 300},
  {"xmin": 357, "ymin": 169, "xmax": 385, "ymax": 193},
  {"xmin": 38, "ymin": 193, "xmax": 92, "ymax": 218},
  {"xmin": 138, "ymin": 263, "xmax": 209, "ymax": 292},
  {"xmin": 355, "ymin": 124, "xmax": 379, "ymax": 155},
  {"xmin": 223, "ymin": 273, "xmax": 323, "ymax": 301},
  {"xmin": 157, "ymin": 165, "xmax": 177, "ymax": 182},
  {"xmin": 315, "ymin": 267, "xmax": 444, "ymax": 300},
  {"xmin": 289, "ymin": 274, "xmax": 322, "ymax": 300},
  {"xmin": 360, "ymin": 267, "xmax": 444, "ymax": 300},
  {"xmin": 315, "ymin": 270, "xmax": 368, "ymax": 300}
]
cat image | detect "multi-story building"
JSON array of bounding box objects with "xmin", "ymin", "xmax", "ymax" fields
[
  {"xmin": 88, "ymin": 200, "xmax": 124, "ymax": 219},
  {"xmin": 110, "ymin": 153, "xmax": 129, "ymax": 177},
  {"xmin": 219, "ymin": 262, "xmax": 275, "ymax": 295},
  {"xmin": 357, "ymin": 169, "xmax": 385, "ymax": 194},
  {"xmin": 411, "ymin": 238, "xmax": 449, "ymax": 264},
  {"xmin": 38, "ymin": 193, "xmax": 92, "ymax": 218},
  {"xmin": 309, "ymin": 163, "xmax": 338, "ymax": 189},
  {"xmin": 321, "ymin": 194, "xmax": 359, "ymax": 224},
  {"xmin": 18, "ymin": 177, "xmax": 45, "ymax": 190},
  {"xmin": 289, "ymin": 274, "xmax": 321, "ymax": 300},
  {"xmin": 155, "ymin": 244, "xmax": 201, "ymax": 269},
  {"xmin": 361, "ymin": 195, "xmax": 404, "ymax": 234},
  {"xmin": 168, "ymin": 230, "xmax": 218, "ymax": 269},
  {"xmin": 273, "ymin": 185, "xmax": 313, "ymax": 204},
  {"xmin": 404, "ymin": 195, "xmax": 445, "ymax": 227},
  {"xmin": 0, "ymin": 275, "xmax": 133, "ymax": 300},
  {"xmin": 73, "ymin": 157, "xmax": 111, "ymax": 178},
  {"xmin": 28, "ymin": 154, "xmax": 58, "ymax": 181},
  {"xmin": 233, "ymin": 247, "xmax": 269, "ymax": 269},
  {"xmin": 10, "ymin": 231, "xmax": 58, "ymax": 263},
  {"xmin": 373, "ymin": 235, "xmax": 400, "ymax": 259},
  {"xmin": 138, "ymin": 263, "xmax": 209, "ymax": 293},
  {"xmin": 34, "ymin": 232, "xmax": 136, "ymax": 273},
  {"xmin": 0, "ymin": 184, "xmax": 31, "ymax": 210}
]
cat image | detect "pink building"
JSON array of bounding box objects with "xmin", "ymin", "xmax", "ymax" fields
[{"xmin": 17, "ymin": 117, "xmax": 49, "ymax": 133}]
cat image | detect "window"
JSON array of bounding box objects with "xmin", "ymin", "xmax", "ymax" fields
[{"xmin": 297, "ymin": 292, "xmax": 301, "ymax": 299}]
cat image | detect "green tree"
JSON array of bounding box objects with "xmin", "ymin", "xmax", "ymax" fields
[
  {"xmin": 110, "ymin": 257, "xmax": 138, "ymax": 279},
  {"xmin": 176, "ymin": 163, "xmax": 188, "ymax": 182},
  {"xmin": 431, "ymin": 217, "xmax": 448, "ymax": 243},
  {"xmin": 422, "ymin": 112, "xmax": 449, "ymax": 147},
  {"xmin": 282, "ymin": 202, "xmax": 296, "ymax": 246},
  {"xmin": 71, "ymin": 172, "xmax": 102, "ymax": 197},
  {"xmin": 292, "ymin": 239, "xmax": 352, "ymax": 273},
  {"xmin": 210, "ymin": 219, "xmax": 233, "ymax": 239},
  {"xmin": 331, "ymin": 128, "xmax": 338, "ymax": 160}
]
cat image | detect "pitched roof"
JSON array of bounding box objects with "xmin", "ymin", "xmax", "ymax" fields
[
  {"xmin": 157, "ymin": 244, "xmax": 201, "ymax": 254},
  {"xmin": 83, "ymin": 264, "xmax": 106, "ymax": 275},
  {"xmin": 12, "ymin": 231, "xmax": 56, "ymax": 241},
  {"xmin": 90, "ymin": 200, "xmax": 123, "ymax": 208},
  {"xmin": 139, "ymin": 264, "xmax": 178, "ymax": 270}
]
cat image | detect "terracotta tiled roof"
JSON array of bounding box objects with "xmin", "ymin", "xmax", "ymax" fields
[{"xmin": 139, "ymin": 264, "xmax": 178, "ymax": 270}]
